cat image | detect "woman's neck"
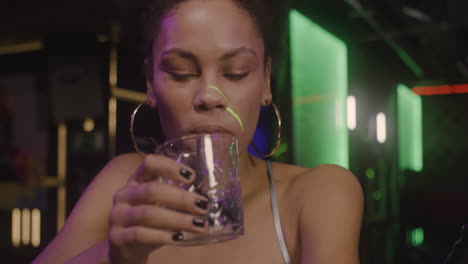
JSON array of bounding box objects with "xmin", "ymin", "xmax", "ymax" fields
[{"xmin": 238, "ymin": 150, "xmax": 267, "ymax": 196}]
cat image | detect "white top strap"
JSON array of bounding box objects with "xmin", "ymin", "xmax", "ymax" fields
[{"xmin": 267, "ymin": 160, "xmax": 292, "ymax": 264}]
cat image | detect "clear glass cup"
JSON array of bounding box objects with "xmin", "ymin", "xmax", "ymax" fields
[{"xmin": 154, "ymin": 132, "xmax": 244, "ymax": 246}]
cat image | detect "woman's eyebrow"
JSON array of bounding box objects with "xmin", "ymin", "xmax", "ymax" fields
[
  {"xmin": 160, "ymin": 48, "xmax": 200, "ymax": 66},
  {"xmin": 220, "ymin": 47, "xmax": 257, "ymax": 61},
  {"xmin": 159, "ymin": 47, "xmax": 256, "ymax": 64}
]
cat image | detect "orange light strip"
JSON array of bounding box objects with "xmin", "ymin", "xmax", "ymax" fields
[{"xmin": 412, "ymin": 84, "xmax": 468, "ymax": 95}]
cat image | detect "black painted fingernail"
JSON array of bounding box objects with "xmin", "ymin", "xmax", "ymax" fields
[
  {"xmin": 193, "ymin": 217, "xmax": 206, "ymax": 228},
  {"xmin": 179, "ymin": 168, "xmax": 192, "ymax": 179},
  {"xmin": 172, "ymin": 232, "xmax": 184, "ymax": 241},
  {"xmin": 195, "ymin": 199, "xmax": 208, "ymax": 210}
]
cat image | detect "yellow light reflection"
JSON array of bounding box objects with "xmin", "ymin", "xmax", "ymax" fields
[
  {"xmin": 108, "ymin": 97, "xmax": 117, "ymax": 159},
  {"xmin": 112, "ymin": 87, "xmax": 146, "ymax": 103},
  {"xmin": 83, "ymin": 117, "xmax": 95, "ymax": 132},
  {"xmin": 11, "ymin": 208, "xmax": 21, "ymax": 247},
  {"xmin": 21, "ymin": 209, "xmax": 31, "ymax": 245},
  {"xmin": 0, "ymin": 41, "xmax": 43, "ymax": 55},
  {"xmin": 32, "ymin": 209, "xmax": 41, "ymax": 247},
  {"xmin": 57, "ymin": 122, "xmax": 67, "ymax": 231}
]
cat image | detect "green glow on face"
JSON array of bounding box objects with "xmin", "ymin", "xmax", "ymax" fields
[
  {"xmin": 226, "ymin": 107, "xmax": 244, "ymax": 132},
  {"xmin": 410, "ymin": 228, "xmax": 424, "ymax": 247},
  {"xmin": 208, "ymin": 85, "xmax": 229, "ymax": 102},
  {"xmin": 207, "ymin": 85, "xmax": 244, "ymax": 132},
  {"xmin": 397, "ymin": 84, "xmax": 423, "ymax": 172},
  {"xmin": 290, "ymin": 9, "xmax": 349, "ymax": 168}
]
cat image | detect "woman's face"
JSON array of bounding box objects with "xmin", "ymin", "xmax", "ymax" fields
[{"xmin": 148, "ymin": 0, "xmax": 272, "ymax": 152}]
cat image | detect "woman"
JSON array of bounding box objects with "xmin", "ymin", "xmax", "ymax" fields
[{"xmin": 34, "ymin": 0, "xmax": 363, "ymax": 263}]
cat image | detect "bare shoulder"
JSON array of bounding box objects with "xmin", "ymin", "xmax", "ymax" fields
[
  {"xmin": 300, "ymin": 164, "xmax": 361, "ymax": 191},
  {"xmin": 34, "ymin": 153, "xmax": 143, "ymax": 263},
  {"xmin": 274, "ymin": 163, "xmax": 363, "ymax": 262},
  {"xmin": 77, "ymin": 153, "xmax": 144, "ymax": 200},
  {"xmin": 94, "ymin": 153, "xmax": 143, "ymax": 185},
  {"xmin": 78, "ymin": 152, "xmax": 143, "ymax": 199},
  {"xmin": 272, "ymin": 162, "xmax": 363, "ymax": 208},
  {"xmin": 70, "ymin": 152, "xmax": 144, "ymax": 225},
  {"xmin": 100, "ymin": 152, "xmax": 143, "ymax": 178}
]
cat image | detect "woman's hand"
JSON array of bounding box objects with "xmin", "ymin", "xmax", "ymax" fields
[{"xmin": 108, "ymin": 155, "xmax": 209, "ymax": 264}]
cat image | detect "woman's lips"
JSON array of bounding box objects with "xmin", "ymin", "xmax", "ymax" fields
[{"xmin": 191, "ymin": 125, "xmax": 231, "ymax": 134}]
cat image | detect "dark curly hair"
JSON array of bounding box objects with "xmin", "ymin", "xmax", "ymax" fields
[{"xmin": 120, "ymin": 0, "xmax": 276, "ymax": 80}]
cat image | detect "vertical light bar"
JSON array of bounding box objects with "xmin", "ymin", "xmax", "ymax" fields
[
  {"xmin": 108, "ymin": 22, "xmax": 120, "ymax": 159},
  {"xmin": 21, "ymin": 209, "xmax": 31, "ymax": 245},
  {"xmin": 204, "ymin": 135, "xmax": 217, "ymax": 189},
  {"xmin": 57, "ymin": 122, "xmax": 67, "ymax": 232},
  {"xmin": 347, "ymin": 96, "xmax": 356, "ymax": 130},
  {"xmin": 109, "ymin": 23, "xmax": 119, "ymax": 88},
  {"xmin": 376, "ymin": 113, "xmax": 386, "ymax": 143},
  {"xmin": 31, "ymin": 209, "xmax": 41, "ymax": 247},
  {"xmin": 410, "ymin": 227, "xmax": 424, "ymax": 247},
  {"xmin": 397, "ymin": 84, "xmax": 423, "ymax": 172},
  {"xmin": 290, "ymin": 9, "xmax": 349, "ymax": 168},
  {"xmin": 108, "ymin": 96, "xmax": 117, "ymax": 159},
  {"xmin": 11, "ymin": 208, "xmax": 21, "ymax": 247}
]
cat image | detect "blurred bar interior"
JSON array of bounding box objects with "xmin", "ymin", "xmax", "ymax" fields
[{"xmin": 1, "ymin": 0, "xmax": 468, "ymax": 263}]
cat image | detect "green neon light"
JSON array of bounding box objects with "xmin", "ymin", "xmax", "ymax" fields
[
  {"xmin": 365, "ymin": 168, "xmax": 376, "ymax": 180},
  {"xmin": 390, "ymin": 43, "xmax": 424, "ymax": 78},
  {"xmin": 226, "ymin": 107, "xmax": 244, "ymax": 132},
  {"xmin": 344, "ymin": 0, "xmax": 424, "ymax": 78},
  {"xmin": 372, "ymin": 191, "xmax": 382, "ymax": 201},
  {"xmin": 397, "ymin": 84, "xmax": 423, "ymax": 172},
  {"xmin": 410, "ymin": 228, "xmax": 424, "ymax": 247},
  {"xmin": 208, "ymin": 85, "xmax": 229, "ymax": 102},
  {"xmin": 207, "ymin": 85, "xmax": 244, "ymax": 132},
  {"xmin": 272, "ymin": 142, "xmax": 288, "ymax": 158},
  {"xmin": 290, "ymin": 9, "xmax": 349, "ymax": 168}
]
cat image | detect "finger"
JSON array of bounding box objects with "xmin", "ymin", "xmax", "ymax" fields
[
  {"xmin": 113, "ymin": 205, "xmax": 209, "ymax": 233},
  {"xmin": 130, "ymin": 155, "xmax": 195, "ymax": 184},
  {"xmin": 109, "ymin": 226, "xmax": 183, "ymax": 248},
  {"xmin": 114, "ymin": 182, "xmax": 209, "ymax": 215}
]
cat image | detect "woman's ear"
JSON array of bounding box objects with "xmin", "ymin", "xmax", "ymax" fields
[
  {"xmin": 262, "ymin": 57, "xmax": 273, "ymax": 105},
  {"xmin": 146, "ymin": 80, "xmax": 157, "ymax": 108},
  {"xmin": 145, "ymin": 57, "xmax": 157, "ymax": 108}
]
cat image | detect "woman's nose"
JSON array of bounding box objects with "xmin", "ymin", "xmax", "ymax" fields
[{"xmin": 193, "ymin": 85, "xmax": 228, "ymax": 111}]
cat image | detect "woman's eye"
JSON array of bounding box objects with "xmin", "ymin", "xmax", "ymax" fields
[
  {"xmin": 168, "ymin": 72, "xmax": 196, "ymax": 82},
  {"xmin": 224, "ymin": 72, "xmax": 249, "ymax": 81}
]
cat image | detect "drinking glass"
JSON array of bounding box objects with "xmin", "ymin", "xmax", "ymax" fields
[{"xmin": 154, "ymin": 132, "xmax": 244, "ymax": 246}]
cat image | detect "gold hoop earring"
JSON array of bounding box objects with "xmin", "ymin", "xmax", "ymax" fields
[
  {"xmin": 130, "ymin": 101, "xmax": 151, "ymax": 156},
  {"xmin": 250, "ymin": 103, "xmax": 282, "ymax": 158}
]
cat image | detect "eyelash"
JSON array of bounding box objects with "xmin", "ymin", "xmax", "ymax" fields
[
  {"xmin": 167, "ymin": 72, "xmax": 249, "ymax": 82},
  {"xmin": 224, "ymin": 72, "xmax": 249, "ymax": 81},
  {"xmin": 169, "ymin": 72, "xmax": 195, "ymax": 82}
]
